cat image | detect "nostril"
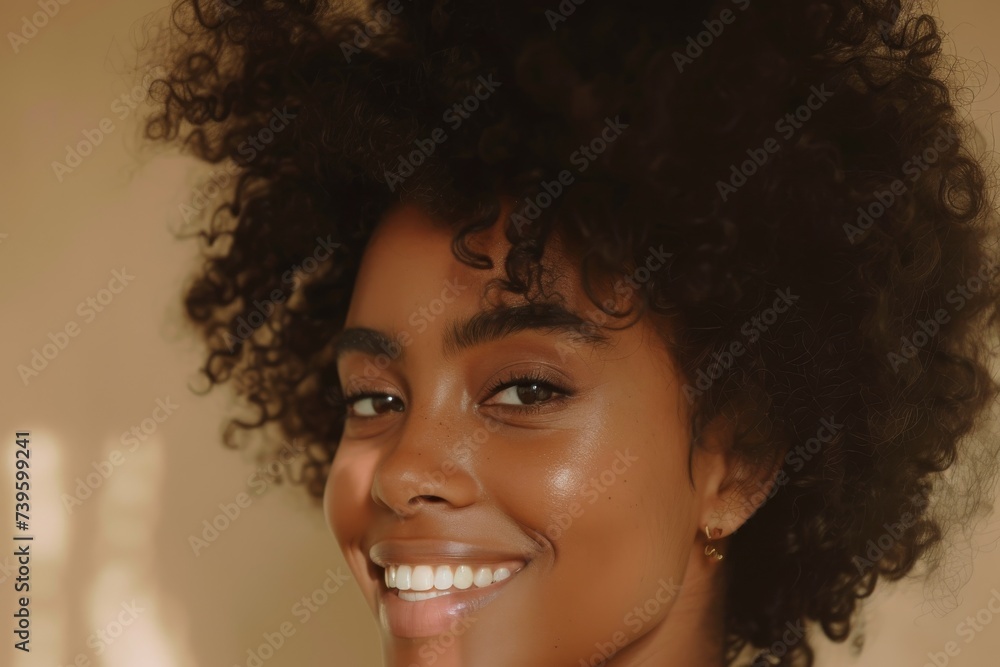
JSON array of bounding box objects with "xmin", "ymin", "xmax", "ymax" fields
[{"xmin": 410, "ymin": 494, "xmax": 447, "ymax": 505}]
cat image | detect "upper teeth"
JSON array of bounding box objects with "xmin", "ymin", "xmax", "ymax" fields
[{"xmin": 385, "ymin": 564, "xmax": 513, "ymax": 592}]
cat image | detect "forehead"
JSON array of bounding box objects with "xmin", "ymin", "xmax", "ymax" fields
[
  {"xmin": 344, "ymin": 203, "xmax": 587, "ymax": 326},
  {"xmin": 337, "ymin": 201, "xmax": 680, "ymax": 393}
]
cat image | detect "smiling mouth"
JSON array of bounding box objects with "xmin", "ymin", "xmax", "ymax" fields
[
  {"xmin": 368, "ymin": 539, "xmax": 537, "ymax": 637},
  {"xmin": 384, "ymin": 561, "xmax": 525, "ymax": 601},
  {"xmin": 372, "ymin": 558, "xmax": 529, "ymax": 637}
]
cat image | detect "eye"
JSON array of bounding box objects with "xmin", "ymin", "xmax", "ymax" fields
[
  {"xmin": 481, "ymin": 369, "xmax": 572, "ymax": 412},
  {"xmin": 344, "ymin": 393, "xmax": 404, "ymax": 418},
  {"xmin": 490, "ymin": 382, "xmax": 556, "ymax": 406}
]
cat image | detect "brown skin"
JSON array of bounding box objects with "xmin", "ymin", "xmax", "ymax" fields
[{"xmin": 324, "ymin": 203, "xmax": 773, "ymax": 666}]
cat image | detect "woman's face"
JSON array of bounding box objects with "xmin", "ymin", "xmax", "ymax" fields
[{"xmin": 324, "ymin": 204, "xmax": 734, "ymax": 666}]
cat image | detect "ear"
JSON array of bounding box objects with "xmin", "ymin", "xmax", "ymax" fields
[{"xmin": 689, "ymin": 411, "xmax": 784, "ymax": 539}]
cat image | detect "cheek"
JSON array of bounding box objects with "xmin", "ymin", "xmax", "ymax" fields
[
  {"xmin": 554, "ymin": 420, "xmax": 693, "ymax": 587},
  {"xmin": 325, "ymin": 443, "xmax": 378, "ymax": 551},
  {"xmin": 481, "ymin": 395, "xmax": 695, "ymax": 658},
  {"xmin": 470, "ymin": 420, "xmax": 606, "ymax": 547}
]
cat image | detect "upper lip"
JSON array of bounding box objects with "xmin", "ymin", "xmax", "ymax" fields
[{"xmin": 369, "ymin": 539, "xmax": 534, "ymax": 568}]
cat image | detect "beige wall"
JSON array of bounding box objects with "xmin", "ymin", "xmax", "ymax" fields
[{"xmin": 1, "ymin": 1, "xmax": 998, "ymax": 666}]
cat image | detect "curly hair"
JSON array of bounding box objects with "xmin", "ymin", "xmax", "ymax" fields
[{"xmin": 144, "ymin": 0, "xmax": 1000, "ymax": 664}]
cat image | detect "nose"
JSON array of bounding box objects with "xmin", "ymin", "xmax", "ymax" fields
[{"xmin": 370, "ymin": 405, "xmax": 482, "ymax": 517}]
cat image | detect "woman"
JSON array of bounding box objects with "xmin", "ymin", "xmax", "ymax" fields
[{"xmin": 145, "ymin": 0, "xmax": 1000, "ymax": 664}]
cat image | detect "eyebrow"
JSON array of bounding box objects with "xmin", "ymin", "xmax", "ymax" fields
[{"xmin": 333, "ymin": 303, "xmax": 612, "ymax": 363}]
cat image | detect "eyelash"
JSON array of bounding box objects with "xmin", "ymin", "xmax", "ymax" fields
[{"xmin": 338, "ymin": 369, "xmax": 572, "ymax": 418}]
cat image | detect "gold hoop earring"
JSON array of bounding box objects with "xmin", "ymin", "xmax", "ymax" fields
[{"xmin": 704, "ymin": 525, "xmax": 725, "ymax": 561}]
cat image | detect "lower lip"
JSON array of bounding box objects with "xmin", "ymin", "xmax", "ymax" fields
[{"xmin": 378, "ymin": 569, "xmax": 523, "ymax": 638}]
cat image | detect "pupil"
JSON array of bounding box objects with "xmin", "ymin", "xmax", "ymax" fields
[
  {"xmin": 373, "ymin": 396, "xmax": 401, "ymax": 413},
  {"xmin": 516, "ymin": 383, "xmax": 551, "ymax": 405}
]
